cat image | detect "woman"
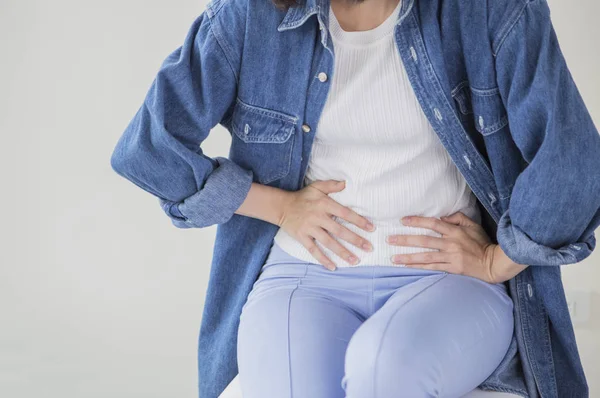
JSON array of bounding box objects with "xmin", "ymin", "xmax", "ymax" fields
[
  {"xmin": 110, "ymin": 0, "xmax": 600, "ymax": 396},
  {"xmin": 235, "ymin": 0, "xmax": 520, "ymax": 396}
]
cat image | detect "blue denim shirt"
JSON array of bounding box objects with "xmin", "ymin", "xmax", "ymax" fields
[{"xmin": 110, "ymin": 0, "xmax": 600, "ymax": 396}]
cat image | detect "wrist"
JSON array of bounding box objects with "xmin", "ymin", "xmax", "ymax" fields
[
  {"xmin": 275, "ymin": 189, "xmax": 295, "ymax": 227},
  {"xmin": 487, "ymin": 243, "xmax": 529, "ymax": 283},
  {"xmin": 234, "ymin": 182, "xmax": 295, "ymax": 227}
]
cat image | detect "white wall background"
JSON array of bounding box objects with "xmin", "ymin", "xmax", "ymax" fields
[{"xmin": 0, "ymin": 0, "xmax": 598, "ymax": 397}]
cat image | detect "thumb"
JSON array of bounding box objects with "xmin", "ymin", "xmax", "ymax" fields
[{"xmin": 310, "ymin": 179, "xmax": 346, "ymax": 194}]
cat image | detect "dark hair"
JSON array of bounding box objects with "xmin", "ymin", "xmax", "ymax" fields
[
  {"xmin": 271, "ymin": 0, "xmax": 303, "ymax": 11},
  {"xmin": 271, "ymin": 0, "xmax": 365, "ymax": 12}
]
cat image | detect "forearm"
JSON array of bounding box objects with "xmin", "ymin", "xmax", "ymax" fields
[
  {"xmin": 493, "ymin": 0, "xmax": 600, "ymax": 266},
  {"xmin": 234, "ymin": 182, "xmax": 293, "ymax": 227}
]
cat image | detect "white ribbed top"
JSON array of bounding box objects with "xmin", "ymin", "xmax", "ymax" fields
[{"xmin": 272, "ymin": 0, "xmax": 481, "ymax": 267}]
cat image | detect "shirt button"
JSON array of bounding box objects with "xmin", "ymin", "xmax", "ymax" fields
[
  {"xmin": 318, "ymin": 72, "xmax": 328, "ymax": 82},
  {"xmin": 301, "ymin": 124, "xmax": 311, "ymax": 133}
]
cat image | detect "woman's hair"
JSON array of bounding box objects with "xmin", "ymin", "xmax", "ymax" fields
[
  {"xmin": 271, "ymin": 0, "xmax": 302, "ymax": 11},
  {"xmin": 271, "ymin": 0, "xmax": 365, "ymax": 12}
]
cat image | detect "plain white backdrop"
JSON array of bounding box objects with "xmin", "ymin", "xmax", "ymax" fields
[{"xmin": 1, "ymin": 0, "xmax": 599, "ymax": 397}]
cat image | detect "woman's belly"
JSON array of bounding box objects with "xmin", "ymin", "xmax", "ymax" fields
[{"xmin": 273, "ymin": 140, "xmax": 483, "ymax": 267}]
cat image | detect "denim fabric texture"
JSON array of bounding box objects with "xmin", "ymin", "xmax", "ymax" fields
[{"xmin": 110, "ymin": 0, "xmax": 600, "ymax": 396}]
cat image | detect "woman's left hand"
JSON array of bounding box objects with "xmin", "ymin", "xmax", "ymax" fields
[{"xmin": 386, "ymin": 212, "xmax": 528, "ymax": 283}]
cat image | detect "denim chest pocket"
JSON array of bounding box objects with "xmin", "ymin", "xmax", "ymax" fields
[
  {"xmin": 228, "ymin": 98, "xmax": 298, "ymax": 185},
  {"xmin": 451, "ymin": 81, "xmax": 509, "ymax": 137}
]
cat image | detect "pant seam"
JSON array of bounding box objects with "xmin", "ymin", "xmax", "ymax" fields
[
  {"xmin": 370, "ymin": 266, "xmax": 375, "ymax": 315},
  {"xmin": 285, "ymin": 264, "xmax": 309, "ymax": 398},
  {"xmin": 372, "ymin": 273, "xmax": 449, "ymax": 398}
]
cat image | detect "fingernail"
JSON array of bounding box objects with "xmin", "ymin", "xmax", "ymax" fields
[
  {"xmin": 348, "ymin": 255, "xmax": 358, "ymax": 264},
  {"xmin": 402, "ymin": 217, "xmax": 411, "ymax": 225},
  {"xmin": 390, "ymin": 255, "xmax": 397, "ymax": 263},
  {"xmin": 366, "ymin": 222, "xmax": 375, "ymax": 231},
  {"xmin": 338, "ymin": 180, "xmax": 345, "ymax": 185},
  {"xmin": 386, "ymin": 235, "xmax": 396, "ymax": 243},
  {"xmin": 362, "ymin": 242, "xmax": 373, "ymax": 251}
]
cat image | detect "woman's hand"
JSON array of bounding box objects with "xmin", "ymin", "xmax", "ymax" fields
[
  {"xmin": 278, "ymin": 180, "xmax": 375, "ymax": 270},
  {"xmin": 386, "ymin": 211, "xmax": 528, "ymax": 283}
]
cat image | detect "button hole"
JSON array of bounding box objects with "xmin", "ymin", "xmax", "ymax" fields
[
  {"xmin": 462, "ymin": 154, "xmax": 472, "ymax": 169},
  {"xmin": 410, "ymin": 46, "xmax": 417, "ymax": 62}
]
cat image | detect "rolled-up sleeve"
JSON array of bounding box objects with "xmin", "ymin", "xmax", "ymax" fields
[
  {"xmin": 110, "ymin": 10, "xmax": 253, "ymax": 228},
  {"xmin": 493, "ymin": 0, "xmax": 600, "ymax": 266}
]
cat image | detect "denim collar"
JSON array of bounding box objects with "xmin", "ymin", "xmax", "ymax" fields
[{"xmin": 277, "ymin": 0, "xmax": 415, "ymax": 32}]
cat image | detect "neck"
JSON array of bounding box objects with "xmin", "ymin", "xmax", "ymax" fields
[{"xmin": 330, "ymin": 0, "xmax": 401, "ymax": 32}]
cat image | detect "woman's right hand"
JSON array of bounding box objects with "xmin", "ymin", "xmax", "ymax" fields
[{"xmin": 278, "ymin": 180, "xmax": 375, "ymax": 270}]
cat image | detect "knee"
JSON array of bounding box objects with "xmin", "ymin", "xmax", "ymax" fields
[{"xmin": 343, "ymin": 322, "xmax": 438, "ymax": 397}]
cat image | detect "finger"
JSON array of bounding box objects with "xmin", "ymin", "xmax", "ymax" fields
[
  {"xmin": 440, "ymin": 215, "xmax": 460, "ymax": 225},
  {"xmin": 327, "ymin": 201, "xmax": 375, "ymax": 232},
  {"xmin": 321, "ymin": 217, "xmax": 373, "ymax": 252},
  {"xmin": 312, "ymin": 228, "xmax": 360, "ymax": 266},
  {"xmin": 407, "ymin": 257, "xmax": 486, "ymax": 281},
  {"xmin": 299, "ymin": 234, "xmax": 336, "ymax": 271},
  {"xmin": 402, "ymin": 216, "xmax": 455, "ymax": 236},
  {"xmin": 441, "ymin": 212, "xmax": 476, "ymax": 227},
  {"xmin": 391, "ymin": 251, "xmax": 448, "ymax": 265},
  {"xmin": 386, "ymin": 234, "xmax": 448, "ymax": 250}
]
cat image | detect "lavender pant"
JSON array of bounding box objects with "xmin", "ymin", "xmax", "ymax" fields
[{"xmin": 237, "ymin": 242, "xmax": 514, "ymax": 398}]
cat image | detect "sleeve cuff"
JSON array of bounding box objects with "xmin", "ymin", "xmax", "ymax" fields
[
  {"xmin": 496, "ymin": 208, "xmax": 596, "ymax": 266},
  {"xmin": 174, "ymin": 156, "xmax": 254, "ymax": 228},
  {"xmin": 158, "ymin": 198, "xmax": 193, "ymax": 228}
]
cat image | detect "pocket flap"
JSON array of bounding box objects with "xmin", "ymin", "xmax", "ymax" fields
[
  {"xmin": 470, "ymin": 87, "xmax": 509, "ymax": 136},
  {"xmin": 450, "ymin": 81, "xmax": 473, "ymax": 116},
  {"xmin": 451, "ymin": 82, "xmax": 509, "ymax": 136},
  {"xmin": 231, "ymin": 98, "xmax": 297, "ymax": 143}
]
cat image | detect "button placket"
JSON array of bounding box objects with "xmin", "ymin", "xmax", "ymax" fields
[
  {"xmin": 297, "ymin": 23, "xmax": 334, "ymax": 189},
  {"xmin": 395, "ymin": 18, "xmax": 501, "ymax": 224}
]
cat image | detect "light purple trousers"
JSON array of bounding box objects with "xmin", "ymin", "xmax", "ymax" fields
[{"xmin": 237, "ymin": 242, "xmax": 514, "ymax": 398}]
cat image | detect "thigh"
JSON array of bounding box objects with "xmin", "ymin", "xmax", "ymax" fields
[
  {"xmin": 237, "ymin": 272, "xmax": 364, "ymax": 398},
  {"xmin": 343, "ymin": 273, "xmax": 514, "ymax": 398}
]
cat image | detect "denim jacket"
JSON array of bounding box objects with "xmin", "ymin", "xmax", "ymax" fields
[{"xmin": 110, "ymin": 0, "xmax": 600, "ymax": 396}]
